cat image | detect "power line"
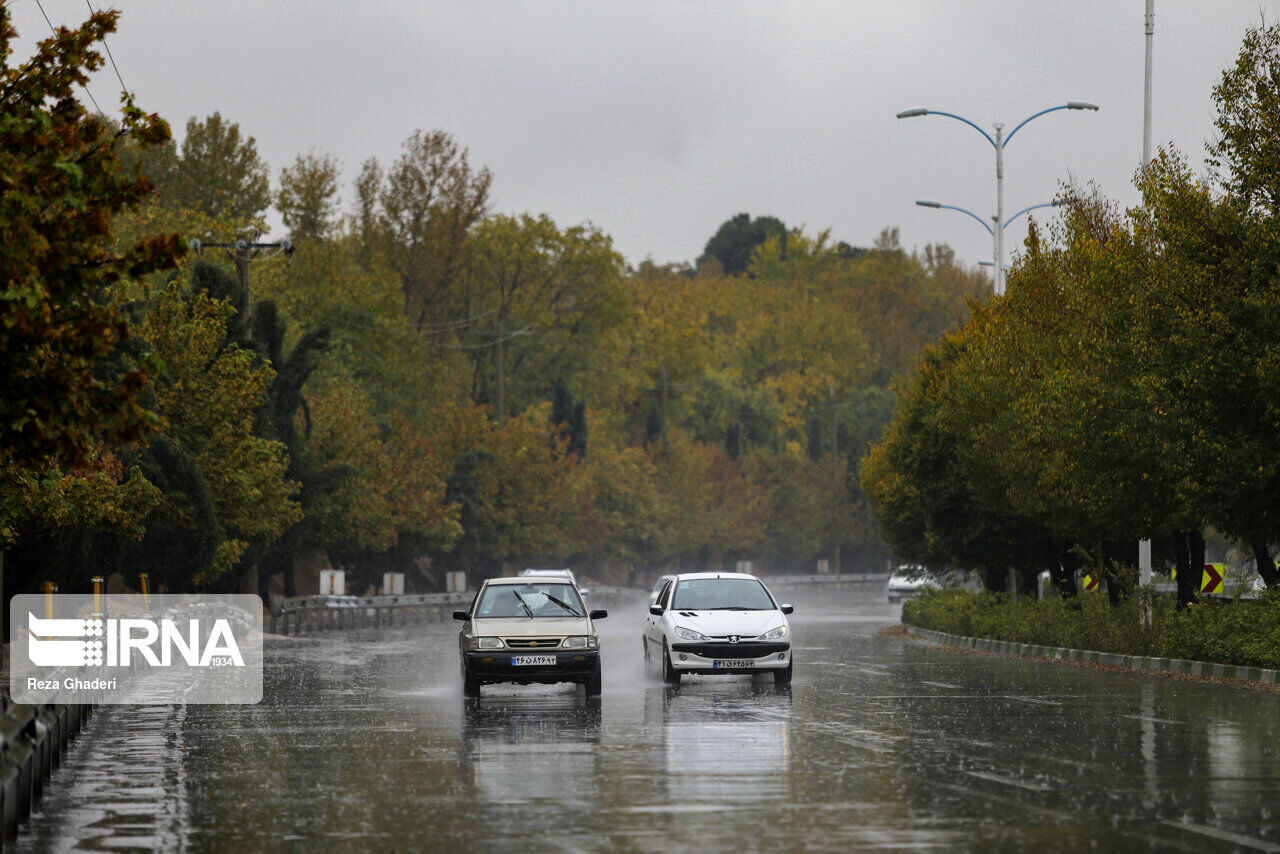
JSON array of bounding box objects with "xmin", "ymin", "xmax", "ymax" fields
[
  {"xmin": 85, "ymin": 0, "xmax": 129, "ymax": 97},
  {"xmin": 32, "ymin": 0, "xmax": 107, "ymax": 120}
]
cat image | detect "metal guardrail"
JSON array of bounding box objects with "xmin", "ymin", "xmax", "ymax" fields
[
  {"xmin": 0, "ymin": 689, "xmax": 92, "ymax": 842},
  {"xmin": 763, "ymin": 573, "xmax": 890, "ymax": 586},
  {"xmin": 270, "ymin": 585, "xmax": 645, "ymax": 636}
]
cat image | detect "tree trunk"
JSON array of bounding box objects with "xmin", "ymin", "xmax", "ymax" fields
[
  {"xmin": 1101, "ymin": 541, "xmax": 1123, "ymax": 606},
  {"xmin": 1250, "ymin": 538, "xmax": 1278, "ymax": 589},
  {"xmin": 1054, "ymin": 540, "xmax": 1079, "ymax": 598},
  {"xmin": 1173, "ymin": 530, "xmax": 1198, "ymax": 609}
]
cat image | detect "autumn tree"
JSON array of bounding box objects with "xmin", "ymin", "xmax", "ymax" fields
[
  {"xmin": 0, "ymin": 7, "xmax": 180, "ymax": 468},
  {"xmin": 163, "ymin": 112, "xmax": 271, "ymax": 222},
  {"xmin": 278, "ymin": 151, "xmax": 340, "ymax": 243}
]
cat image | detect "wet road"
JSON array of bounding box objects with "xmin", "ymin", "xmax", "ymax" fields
[{"xmin": 17, "ymin": 591, "xmax": 1280, "ymax": 852}]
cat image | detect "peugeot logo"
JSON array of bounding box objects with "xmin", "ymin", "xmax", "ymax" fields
[{"xmin": 729, "ymin": 636, "xmax": 740, "ymax": 644}]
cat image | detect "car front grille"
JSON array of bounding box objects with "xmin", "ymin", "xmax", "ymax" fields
[
  {"xmin": 670, "ymin": 642, "xmax": 789, "ymax": 658},
  {"xmin": 504, "ymin": 637, "xmax": 562, "ymax": 649}
]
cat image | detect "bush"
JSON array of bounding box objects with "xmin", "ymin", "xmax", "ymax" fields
[{"xmin": 903, "ymin": 587, "xmax": 1280, "ymax": 670}]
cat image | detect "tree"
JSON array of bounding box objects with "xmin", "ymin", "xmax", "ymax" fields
[
  {"xmin": 698, "ymin": 213, "xmax": 786, "ymax": 275},
  {"xmin": 166, "ymin": 112, "xmax": 270, "ymax": 222},
  {"xmin": 371, "ymin": 130, "xmax": 491, "ymax": 331},
  {"xmin": 278, "ymin": 151, "xmax": 340, "ymax": 242},
  {"xmin": 0, "ymin": 7, "xmax": 180, "ymax": 468}
]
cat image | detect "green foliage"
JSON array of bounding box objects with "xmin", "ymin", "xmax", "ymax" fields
[
  {"xmin": 904, "ymin": 588, "xmax": 1280, "ymax": 670},
  {"xmin": 0, "ymin": 7, "xmax": 180, "ymax": 467},
  {"xmin": 699, "ymin": 213, "xmax": 786, "ymax": 275},
  {"xmin": 165, "ymin": 112, "xmax": 271, "ymax": 222}
]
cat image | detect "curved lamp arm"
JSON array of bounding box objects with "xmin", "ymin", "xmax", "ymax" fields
[
  {"xmin": 916, "ymin": 200, "xmax": 994, "ymax": 236},
  {"xmin": 1005, "ymin": 102, "xmax": 1099, "ymax": 146},
  {"xmin": 1004, "ymin": 201, "xmax": 1061, "ymax": 228},
  {"xmin": 897, "ymin": 107, "xmax": 996, "ymax": 148}
]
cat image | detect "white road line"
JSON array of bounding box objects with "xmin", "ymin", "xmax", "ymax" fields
[
  {"xmin": 1163, "ymin": 820, "xmax": 1280, "ymax": 852},
  {"xmin": 962, "ymin": 770, "xmax": 1053, "ymax": 792},
  {"xmin": 1006, "ymin": 695, "xmax": 1062, "ymax": 706},
  {"xmin": 1119, "ymin": 714, "xmax": 1185, "ymax": 725},
  {"xmin": 920, "ymin": 680, "xmax": 960, "ymax": 689}
]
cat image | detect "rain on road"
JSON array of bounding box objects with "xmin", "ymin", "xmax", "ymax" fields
[{"xmin": 16, "ymin": 589, "xmax": 1280, "ymax": 852}]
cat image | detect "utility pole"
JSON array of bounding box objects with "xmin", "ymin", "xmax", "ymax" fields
[
  {"xmin": 1139, "ymin": 0, "xmax": 1155, "ymax": 597},
  {"xmin": 189, "ymin": 231, "xmax": 294, "ymax": 337},
  {"xmin": 830, "ymin": 383, "xmax": 842, "ymax": 575},
  {"xmin": 186, "ymin": 230, "xmax": 293, "ymax": 598},
  {"xmin": 494, "ymin": 316, "xmax": 505, "ymax": 426}
]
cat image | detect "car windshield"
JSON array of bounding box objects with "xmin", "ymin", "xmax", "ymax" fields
[
  {"xmin": 671, "ymin": 578, "xmax": 775, "ymax": 611},
  {"xmin": 474, "ymin": 582, "xmax": 585, "ymax": 618}
]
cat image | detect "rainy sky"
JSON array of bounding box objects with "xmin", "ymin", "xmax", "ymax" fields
[{"xmin": 6, "ymin": 0, "xmax": 1274, "ymax": 270}]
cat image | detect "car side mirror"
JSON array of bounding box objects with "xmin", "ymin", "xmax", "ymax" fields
[
  {"xmin": 649, "ymin": 605, "xmax": 663, "ymax": 616},
  {"xmin": 589, "ymin": 609, "xmax": 608, "ymax": 620},
  {"xmin": 780, "ymin": 604, "xmax": 794, "ymax": 615},
  {"xmin": 452, "ymin": 610, "xmax": 470, "ymax": 621}
]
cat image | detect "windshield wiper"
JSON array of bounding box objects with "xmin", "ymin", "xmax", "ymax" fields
[
  {"xmin": 511, "ymin": 590, "xmax": 534, "ymax": 618},
  {"xmin": 543, "ymin": 593, "xmax": 583, "ymax": 617}
]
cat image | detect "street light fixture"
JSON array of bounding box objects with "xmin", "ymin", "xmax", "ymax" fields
[
  {"xmin": 898, "ymin": 102, "xmax": 1098, "ymax": 294},
  {"xmin": 914, "ymin": 200, "xmax": 1061, "ymax": 276}
]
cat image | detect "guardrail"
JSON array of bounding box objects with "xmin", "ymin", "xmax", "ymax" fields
[
  {"xmin": 0, "ymin": 689, "xmax": 92, "ymax": 842},
  {"xmin": 271, "ymin": 592, "xmax": 474, "ymax": 636},
  {"xmin": 270, "ymin": 585, "xmax": 645, "ymax": 636},
  {"xmin": 763, "ymin": 573, "xmax": 889, "ymax": 586}
]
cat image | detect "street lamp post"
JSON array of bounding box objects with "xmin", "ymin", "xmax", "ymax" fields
[
  {"xmin": 915, "ymin": 199, "xmax": 1060, "ymax": 279},
  {"xmin": 898, "ymin": 102, "xmax": 1099, "ymax": 295}
]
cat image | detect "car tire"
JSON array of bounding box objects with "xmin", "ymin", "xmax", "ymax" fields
[
  {"xmin": 773, "ymin": 658, "xmax": 793, "ymax": 686},
  {"xmin": 585, "ymin": 660, "xmax": 602, "ymax": 697},
  {"xmin": 462, "ymin": 660, "xmax": 481, "ymax": 698},
  {"xmin": 661, "ymin": 640, "xmax": 681, "ymax": 685}
]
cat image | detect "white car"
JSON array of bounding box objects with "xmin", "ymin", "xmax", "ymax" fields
[
  {"xmin": 520, "ymin": 567, "xmax": 589, "ymax": 595},
  {"xmin": 643, "ymin": 572, "xmax": 793, "ymax": 685},
  {"xmin": 648, "ymin": 574, "xmax": 676, "ymax": 606},
  {"xmin": 887, "ymin": 567, "xmax": 934, "ymax": 602}
]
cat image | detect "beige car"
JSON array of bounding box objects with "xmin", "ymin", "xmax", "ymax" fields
[{"xmin": 454, "ymin": 576, "xmax": 607, "ymax": 698}]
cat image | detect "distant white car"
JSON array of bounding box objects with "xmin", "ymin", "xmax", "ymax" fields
[
  {"xmin": 643, "ymin": 572, "xmax": 793, "ymax": 685},
  {"xmin": 648, "ymin": 574, "xmax": 676, "ymax": 606},
  {"xmin": 887, "ymin": 568, "xmax": 935, "ymax": 603},
  {"xmin": 519, "ymin": 568, "xmax": 590, "ymax": 594}
]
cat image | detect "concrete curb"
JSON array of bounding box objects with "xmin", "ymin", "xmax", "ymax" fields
[{"xmin": 901, "ymin": 622, "xmax": 1279, "ymax": 685}]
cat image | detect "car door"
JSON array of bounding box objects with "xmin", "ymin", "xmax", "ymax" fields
[{"xmin": 645, "ymin": 579, "xmax": 673, "ymax": 648}]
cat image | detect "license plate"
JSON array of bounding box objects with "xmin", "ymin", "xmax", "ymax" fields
[
  {"xmin": 511, "ymin": 655, "xmax": 557, "ymax": 666},
  {"xmin": 712, "ymin": 659, "xmax": 754, "ymax": 668}
]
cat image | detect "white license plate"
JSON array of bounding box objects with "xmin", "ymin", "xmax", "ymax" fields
[
  {"xmin": 712, "ymin": 659, "xmax": 754, "ymax": 668},
  {"xmin": 511, "ymin": 655, "xmax": 557, "ymax": 666}
]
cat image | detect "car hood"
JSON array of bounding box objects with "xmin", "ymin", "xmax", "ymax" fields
[
  {"xmin": 471, "ymin": 616, "xmax": 591, "ymax": 637},
  {"xmin": 668, "ymin": 610, "xmax": 784, "ymax": 638}
]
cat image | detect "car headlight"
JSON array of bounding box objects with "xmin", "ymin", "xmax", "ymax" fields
[
  {"xmin": 673, "ymin": 626, "xmax": 709, "ymax": 641},
  {"xmin": 474, "ymin": 636, "xmax": 504, "ymax": 649},
  {"xmin": 562, "ymin": 635, "xmax": 598, "ymax": 649},
  {"xmin": 759, "ymin": 625, "xmax": 788, "ymax": 640}
]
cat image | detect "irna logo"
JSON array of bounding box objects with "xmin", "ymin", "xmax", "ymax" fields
[{"xmin": 27, "ymin": 613, "xmax": 245, "ymax": 668}]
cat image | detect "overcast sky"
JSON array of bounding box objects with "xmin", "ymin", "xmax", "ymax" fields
[{"xmin": 8, "ymin": 1, "xmax": 1276, "ymax": 270}]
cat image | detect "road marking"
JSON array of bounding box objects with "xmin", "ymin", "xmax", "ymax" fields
[
  {"xmin": 836, "ymin": 737, "xmax": 893, "ymax": 754},
  {"xmin": 1163, "ymin": 820, "xmax": 1280, "ymax": 852},
  {"xmin": 1119, "ymin": 714, "xmax": 1184, "ymax": 725},
  {"xmin": 1006, "ymin": 695, "xmax": 1062, "ymax": 706},
  {"xmin": 920, "ymin": 680, "xmax": 960, "ymax": 689},
  {"xmin": 623, "ymin": 804, "xmax": 747, "ymax": 814},
  {"xmin": 962, "ymin": 770, "xmax": 1053, "ymax": 792}
]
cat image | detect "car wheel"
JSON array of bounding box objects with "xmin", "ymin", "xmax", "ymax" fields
[
  {"xmin": 661, "ymin": 639, "xmax": 681, "ymax": 685},
  {"xmin": 462, "ymin": 660, "xmax": 481, "ymax": 698},
  {"xmin": 773, "ymin": 658, "xmax": 792, "ymax": 686},
  {"xmin": 585, "ymin": 660, "xmax": 602, "ymax": 697}
]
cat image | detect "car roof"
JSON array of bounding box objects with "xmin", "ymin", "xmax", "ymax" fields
[
  {"xmin": 485, "ymin": 576, "xmax": 575, "ymax": 586},
  {"xmin": 670, "ymin": 572, "xmax": 761, "ymax": 581}
]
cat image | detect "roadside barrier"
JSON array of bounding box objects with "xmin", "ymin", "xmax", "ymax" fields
[
  {"xmin": 0, "ymin": 689, "xmax": 93, "ymax": 843},
  {"xmin": 271, "ymin": 585, "xmax": 643, "ymax": 636},
  {"xmin": 902, "ymin": 622, "xmax": 1280, "ymax": 685}
]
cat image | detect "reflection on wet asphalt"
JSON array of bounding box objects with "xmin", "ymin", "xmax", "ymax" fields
[{"xmin": 17, "ymin": 592, "xmax": 1280, "ymax": 852}]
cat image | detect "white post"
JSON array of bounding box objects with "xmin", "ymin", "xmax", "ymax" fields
[
  {"xmin": 1138, "ymin": 1, "xmax": 1155, "ymax": 604},
  {"xmin": 994, "ymin": 124, "xmax": 1006, "ymax": 295},
  {"xmin": 1143, "ymin": 0, "xmax": 1154, "ymax": 166}
]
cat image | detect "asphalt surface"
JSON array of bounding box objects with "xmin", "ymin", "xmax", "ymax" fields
[{"xmin": 16, "ymin": 589, "xmax": 1280, "ymax": 852}]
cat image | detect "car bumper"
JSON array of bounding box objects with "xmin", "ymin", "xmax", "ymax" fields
[
  {"xmin": 667, "ymin": 642, "xmax": 790, "ymax": 674},
  {"xmin": 463, "ymin": 650, "xmax": 599, "ymax": 684}
]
